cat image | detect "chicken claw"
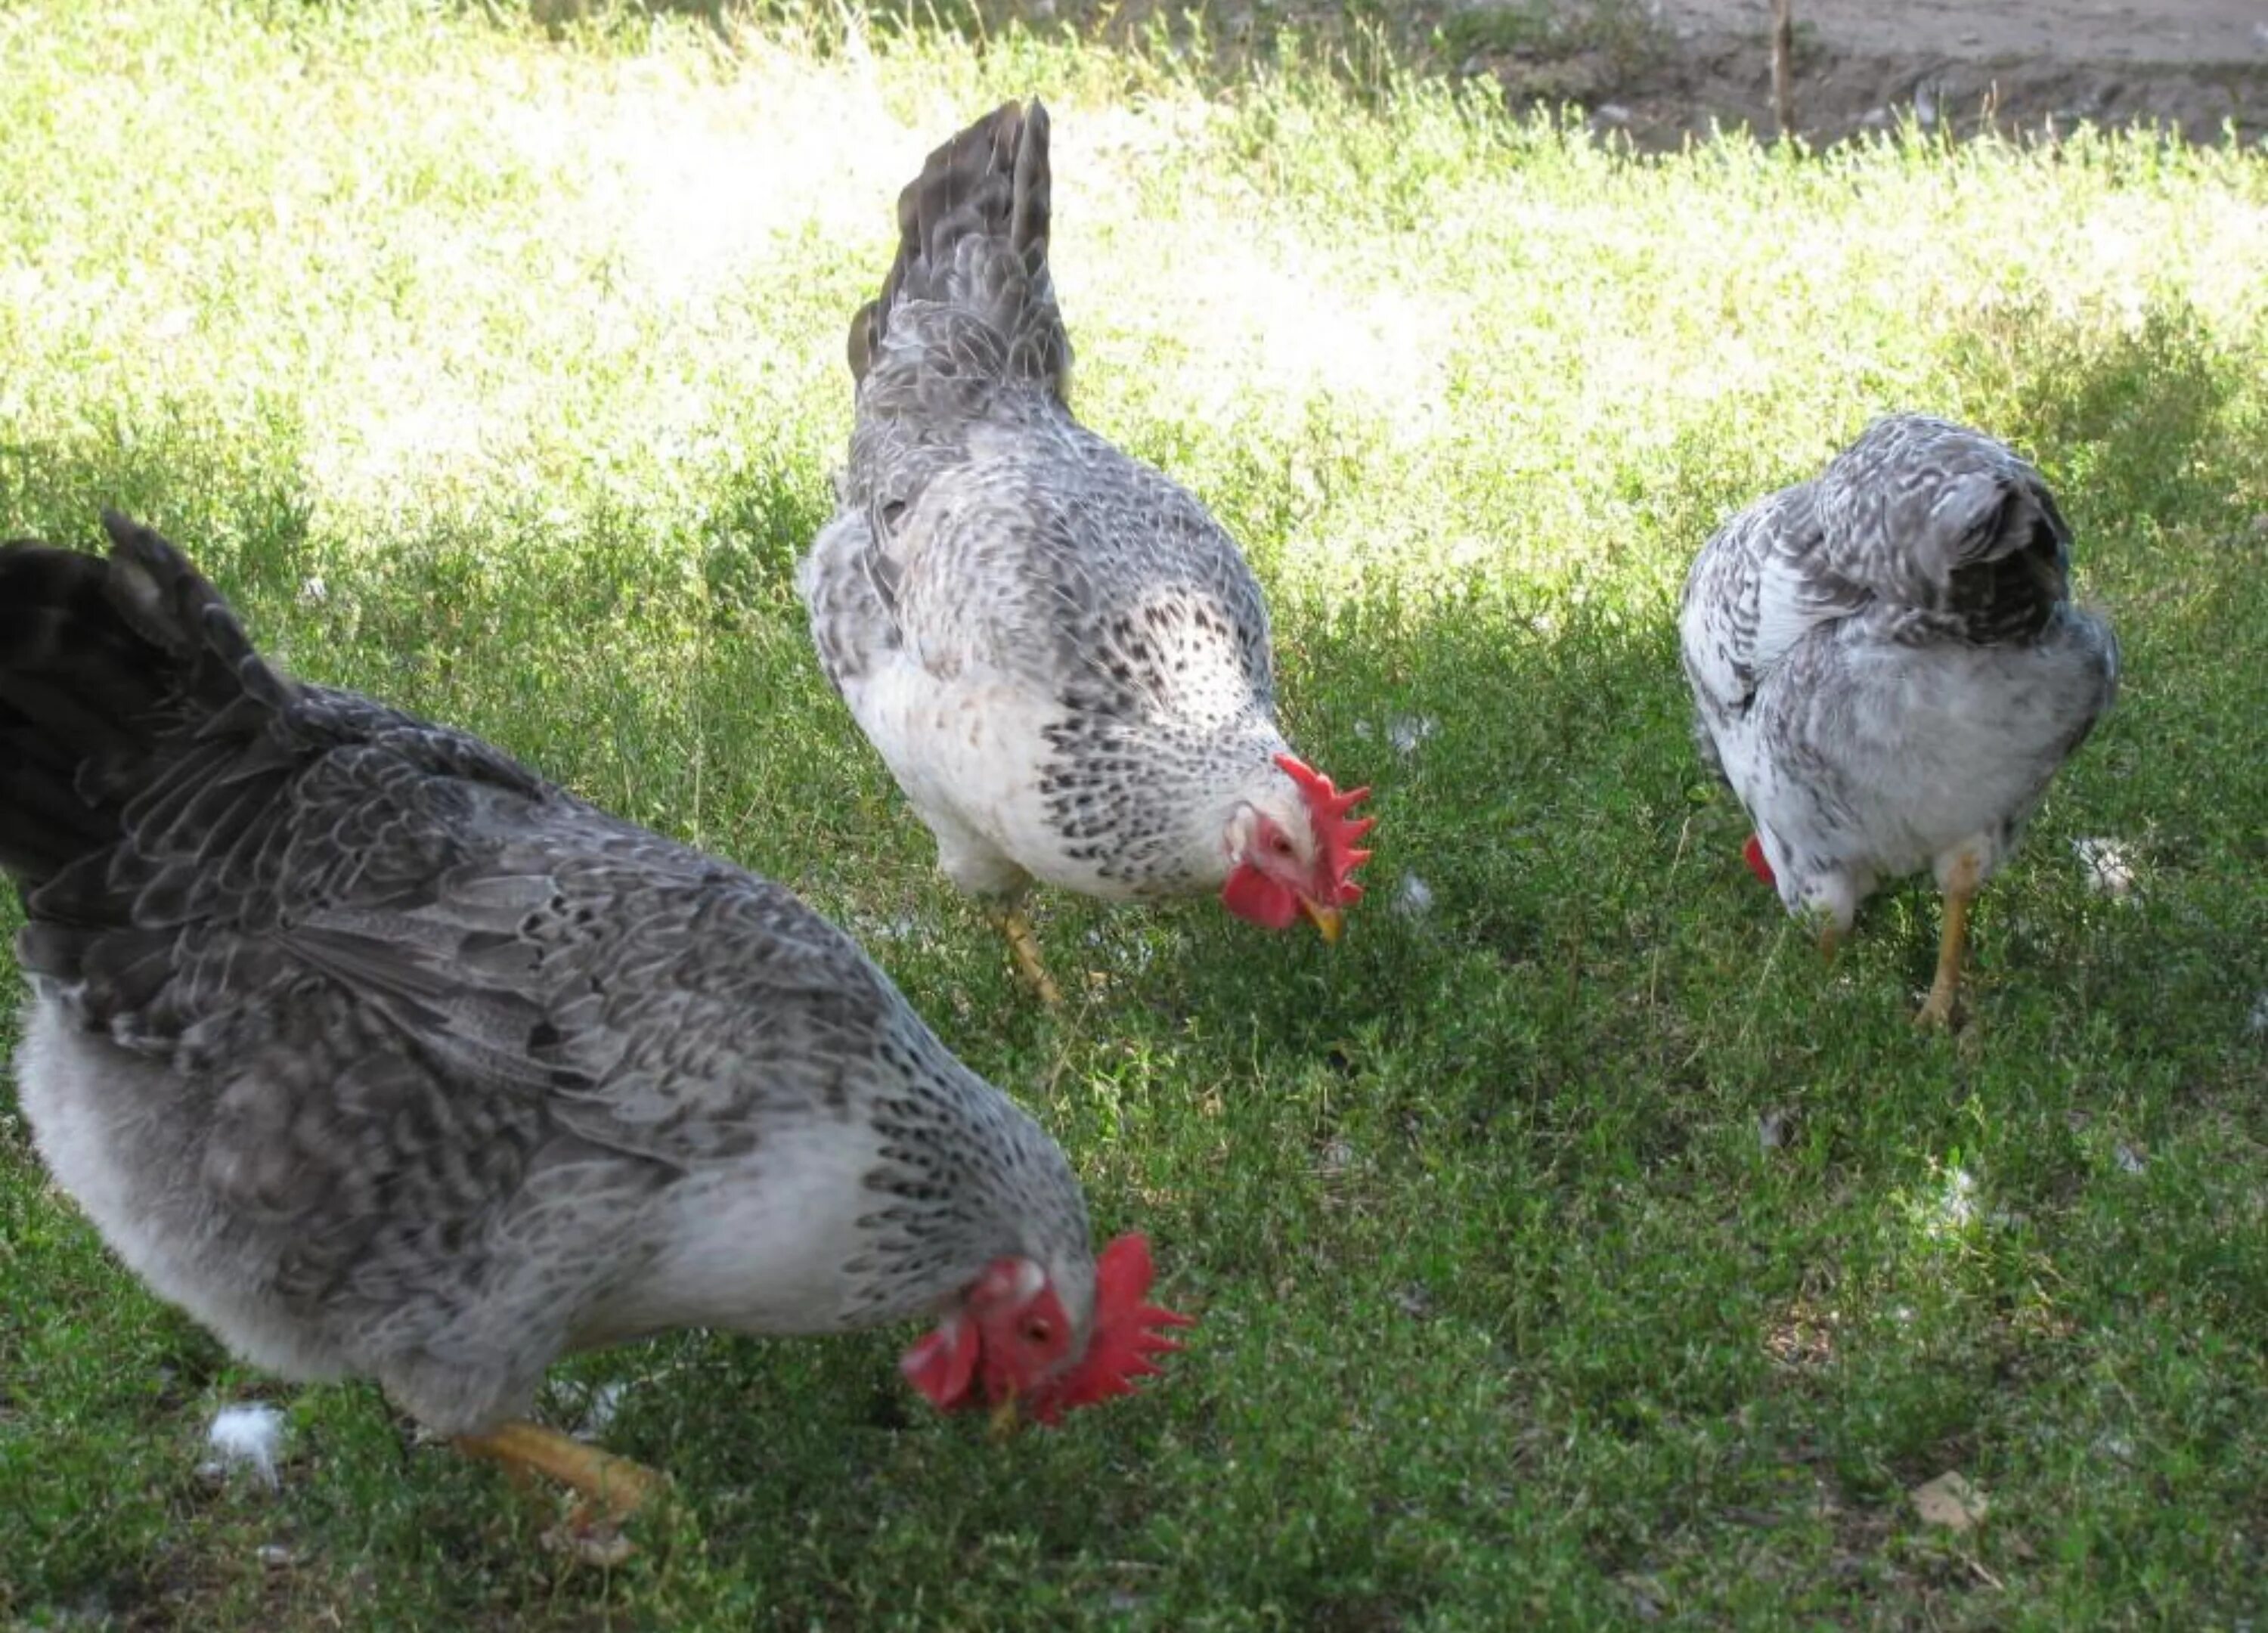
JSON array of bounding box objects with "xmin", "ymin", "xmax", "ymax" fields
[{"xmin": 455, "ymin": 1418, "xmax": 665, "ymax": 1553}]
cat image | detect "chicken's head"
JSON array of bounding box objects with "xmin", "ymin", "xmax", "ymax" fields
[
  {"xmin": 1221, "ymin": 752, "xmax": 1374, "ymax": 942},
  {"xmin": 899, "ymin": 1233, "xmax": 1191, "ymax": 1426}
]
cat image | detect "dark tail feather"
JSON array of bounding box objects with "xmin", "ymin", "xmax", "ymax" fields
[
  {"xmin": 847, "ymin": 98, "xmax": 1069, "ymax": 399},
  {"xmin": 1943, "ymin": 489, "xmax": 2074, "ymax": 646},
  {"xmin": 0, "ymin": 511, "xmax": 290, "ymax": 893}
]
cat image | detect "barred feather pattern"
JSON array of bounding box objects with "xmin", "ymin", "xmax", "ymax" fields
[
  {"xmin": 1678, "ymin": 414, "xmax": 2120, "ymax": 930},
  {"xmin": 2, "ymin": 514, "xmax": 1093, "ymax": 1436}
]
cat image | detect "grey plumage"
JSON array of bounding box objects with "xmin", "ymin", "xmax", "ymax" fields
[
  {"xmin": 1679, "ymin": 413, "xmax": 2119, "ymax": 958},
  {"xmin": 800, "ymin": 100, "xmax": 1346, "ymax": 916},
  {"xmin": 2, "ymin": 513, "xmax": 1094, "ymax": 1437}
]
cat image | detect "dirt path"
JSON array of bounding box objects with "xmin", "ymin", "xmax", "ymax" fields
[
  {"xmin": 1670, "ymin": 0, "xmax": 2266, "ymax": 67},
  {"xmin": 1005, "ymin": 0, "xmax": 2266, "ymax": 148},
  {"xmin": 1470, "ymin": 0, "xmax": 2268, "ymax": 147}
]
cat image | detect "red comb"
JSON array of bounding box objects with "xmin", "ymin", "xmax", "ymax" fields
[
  {"xmin": 1743, "ymin": 833, "xmax": 1776, "ymax": 887},
  {"xmin": 1275, "ymin": 752, "xmax": 1374, "ymax": 906},
  {"xmin": 1026, "ymin": 1233, "xmax": 1193, "ymax": 1426}
]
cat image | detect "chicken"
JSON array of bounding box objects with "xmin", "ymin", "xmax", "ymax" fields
[
  {"xmin": 1678, "ymin": 414, "xmax": 2120, "ymax": 1026},
  {"xmin": 798, "ymin": 100, "xmax": 1373, "ymax": 1004},
  {"xmin": 0, "ymin": 513, "xmax": 1188, "ymax": 1548}
]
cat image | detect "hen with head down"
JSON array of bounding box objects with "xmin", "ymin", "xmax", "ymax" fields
[
  {"xmin": 798, "ymin": 100, "xmax": 1373, "ymax": 1002},
  {"xmin": 0, "ymin": 513, "xmax": 1189, "ymax": 1548},
  {"xmin": 1679, "ymin": 414, "xmax": 2119, "ymax": 1026}
]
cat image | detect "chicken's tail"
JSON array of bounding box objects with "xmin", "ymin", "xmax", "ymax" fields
[
  {"xmin": 0, "ymin": 510, "xmax": 291, "ymax": 896},
  {"xmin": 1820, "ymin": 415, "xmax": 2076, "ymax": 646},
  {"xmin": 1932, "ymin": 474, "xmax": 2074, "ymax": 646},
  {"xmin": 847, "ymin": 98, "xmax": 1070, "ymax": 402}
]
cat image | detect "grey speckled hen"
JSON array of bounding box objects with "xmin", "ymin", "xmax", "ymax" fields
[
  {"xmin": 1679, "ymin": 414, "xmax": 2119, "ymax": 1026},
  {"xmin": 798, "ymin": 100, "xmax": 1372, "ymax": 1003},
  {"xmin": 0, "ymin": 514, "xmax": 1187, "ymax": 1542}
]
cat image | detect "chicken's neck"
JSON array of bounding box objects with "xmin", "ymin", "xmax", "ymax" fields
[{"xmin": 847, "ymin": 1015, "xmax": 1098, "ymax": 1330}]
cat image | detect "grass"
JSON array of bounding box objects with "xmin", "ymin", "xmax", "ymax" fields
[{"xmin": 2, "ymin": 1, "xmax": 2266, "ymax": 1627}]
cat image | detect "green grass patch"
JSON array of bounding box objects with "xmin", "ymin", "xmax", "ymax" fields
[{"xmin": 2, "ymin": 2, "xmax": 2265, "ymax": 1626}]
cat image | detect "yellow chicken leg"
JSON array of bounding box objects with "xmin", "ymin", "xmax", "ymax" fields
[
  {"xmin": 989, "ymin": 905, "xmax": 1063, "ymax": 1008},
  {"xmin": 454, "ymin": 1420, "xmax": 665, "ymax": 1531},
  {"xmin": 1916, "ymin": 855, "xmax": 1982, "ymax": 1030}
]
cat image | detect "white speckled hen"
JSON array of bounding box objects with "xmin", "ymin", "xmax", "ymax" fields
[
  {"xmin": 0, "ymin": 514, "xmax": 1188, "ymax": 1537},
  {"xmin": 1679, "ymin": 414, "xmax": 2119, "ymax": 1026},
  {"xmin": 798, "ymin": 101, "xmax": 1372, "ymax": 1003}
]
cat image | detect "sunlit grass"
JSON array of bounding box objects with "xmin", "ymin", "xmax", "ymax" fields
[{"xmin": 2, "ymin": 0, "xmax": 2266, "ymax": 1627}]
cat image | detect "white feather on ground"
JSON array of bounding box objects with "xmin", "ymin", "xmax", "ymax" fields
[{"xmin": 205, "ymin": 1402, "xmax": 288, "ymax": 1489}]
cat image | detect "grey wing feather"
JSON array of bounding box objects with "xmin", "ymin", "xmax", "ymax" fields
[
  {"xmin": 1679, "ymin": 483, "xmax": 1864, "ymax": 739},
  {"xmin": 1682, "ymin": 413, "xmax": 2083, "ymax": 738},
  {"xmin": 6, "ymin": 517, "xmax": 912, "ymax": 1303}
]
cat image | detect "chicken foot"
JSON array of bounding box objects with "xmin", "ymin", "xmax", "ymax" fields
[
  {"xmin": 455, "ymin": 1420, "xmax": 666, "ymax": 1562},
  {"xmin": 1916, "ymin": 854, "xmax": 1982, "ymax": 1030},
  {"xmin": 988, "ymin": 904, "xmax": 1064, "ymax": 1008}
]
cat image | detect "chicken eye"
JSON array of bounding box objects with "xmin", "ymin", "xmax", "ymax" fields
[
  {"xmin": 1021, "ymin": 1315, "xmax": 1054, "ymax": 1344},
  {"xmin": 1268, "ymin": 834, "xmax": 1292, "ymax": 856}
]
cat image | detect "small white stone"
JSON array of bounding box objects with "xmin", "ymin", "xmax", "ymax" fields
[
  {"xmin": 1393, "ymin": 872, "xmax": 1434, "ymax": 918},
  {"xmin": 206, "ymin": 1402, "xmax": 287, "ymax": 1489},
  {"xmin": 2114, "ymin": 1142, "xmax": 2146, "ymax": 1176},
  {"xmin": 2247, "ymin": 992, "xmax": 2268, "ymax": 1035}
]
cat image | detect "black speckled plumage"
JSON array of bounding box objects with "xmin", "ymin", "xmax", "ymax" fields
[
  {"xmin": 798, "ymin": 100, "xmax": 1331, "ymax": 909},
  {"xmin": 2, "ymin": 513, "xmax": 1094, "ymax": 1436}
]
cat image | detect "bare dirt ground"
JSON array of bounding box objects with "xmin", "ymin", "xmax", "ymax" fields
[
  {"xmin": 1004, "ymin": 0, "xmax": 2268, "ymax": 148},
  {"xmin": 1455, "ymin": 0, "xmax": 2268, "ymax": 147}
]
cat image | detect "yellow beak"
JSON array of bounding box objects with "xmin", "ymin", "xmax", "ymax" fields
[
  {"xmin": 987, "ymin": 1393, "xmax": 1021, "ymax": 1441},
  {"xmin": 1299, "ymin": 898, "xmax": 1344, "ymax": 944}
]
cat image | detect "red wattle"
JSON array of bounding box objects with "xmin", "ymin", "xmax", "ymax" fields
[
  {"xmin": 901, "ymin": 1315, "xmax": 979, "ymax": 1409},
  {"xmin": 1221, "ymin": 862, "xmax": 1300, "ymax": 930}
]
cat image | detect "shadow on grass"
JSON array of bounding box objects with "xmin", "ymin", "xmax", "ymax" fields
[
  {"xmin": 5, "ymin": 371, "xmax": 2254, "ymax": 1103},
  {"xmin": 3, "ymin": 379, "xmax": 2266, "ymax": 1626},
  {"xmin": 1943, "ymin": 293, "xmax": 2265, "ymax": 553},
  {"xmin": 0, "ymin": 402, "xmax": 318, "ymax": 600}
]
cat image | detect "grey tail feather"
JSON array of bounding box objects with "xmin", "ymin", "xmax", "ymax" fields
[
  {"xmin": 846, "ymin": 98, "xmax": 1068, "ymax": 398},
  {"xmin": 0, "ymin": 510, "xmax": 292, "ymax": 893}
]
